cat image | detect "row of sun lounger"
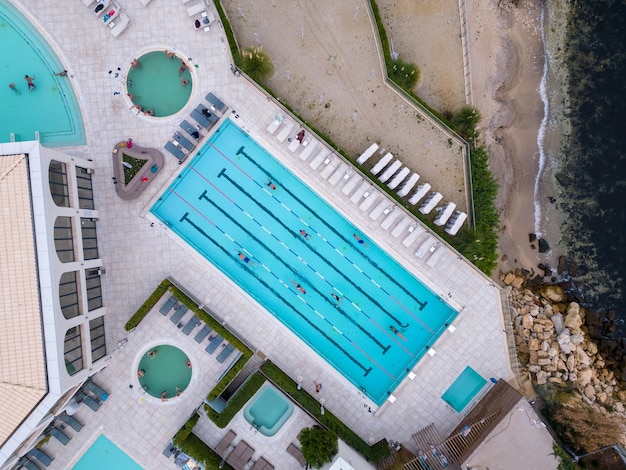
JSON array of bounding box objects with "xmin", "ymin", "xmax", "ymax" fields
[
  {"xmin": 356, "ymin": 143, "xmax": 467, "ymax": 235},
  {"xmin": 159, "ymin": 295, "xmax": 238, "ymax": 363},
  {"xmin": 164, "ymin": 92, "xmax": 228, "ymax": 162}
]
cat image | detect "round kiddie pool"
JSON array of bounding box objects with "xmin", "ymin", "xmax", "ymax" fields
[
  {"xmin": 126, "ymin": 50, "xmax": 193, "ymax": 117},
  {"xmin": 243, "ymin": 383, "xmax": 294, "ymax": 437},
  {"xmin": 137, "ymin": 345, "xmax": 192, "ymax": 401}
]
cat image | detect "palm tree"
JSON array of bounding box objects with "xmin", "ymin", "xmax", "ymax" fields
[
  {"xmin": 388, "ymin": 58, "xmax": 420, "ymax": 91},
  {"xmin": 239, "ymin": 46, "xmax": 274, "ymax": 83},
  {"xmin": 452, "ymin": 106, "xmax": 482, "ymax": 140}
]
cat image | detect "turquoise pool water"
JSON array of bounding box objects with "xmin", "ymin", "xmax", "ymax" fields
[
  {"xmin": 137, "ymin": 345, "xmax": 192, "ymax": 399},
  {"xmin": 151, "ymin": 119, "xmax": 458, "ymax": 404},
  {"xmin": 127, "ymin": 51, "xmax": 193, "ymax": 117},
  {"xmin": 441, "ymin": 366, "xmax": 487, "ymax": 412},
  {"xmin": 244, "ymin": 384, "xmax": 294, "ymax": 437},
  {"xmin": 0, "ymin": 0, "xmax": 85, "ymax": 146},
  {"xmin": 73, "ymin": 434, "xmax": 141, "ymax": 470}
]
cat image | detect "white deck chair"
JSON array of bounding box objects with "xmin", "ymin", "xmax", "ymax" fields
[
  {"xmin": 350, "ymin": 182, "xmax": 370, "ymax": 203},
  {"xmin": 110, "ymin": 13, "xmax": 130, "ymax": 37},
  {"xmin": 320, "ymin": 159, "xmax": 338, "ymax": 179},
  {"xmin": 415, "ymin": 237, "xmax": 437, "ymax": 258},
  {"xmin": 288, "ymin": 139, "xmax": 301, "ymax": 152},
  {"xmin": 370, "ymin": 152, "xmax": 393, "ymax": 175},
  {"xmin": 391, "ymin": 216, "xmax": 412, "ymax": 238},
  {"xmin": 356, "ymin": 143, "xmax": 379, "ymax": 165},
  {"xmin": 369, "ymin": 200, "xmax": 389, "ymax": 220},
  {"xmin": 276, "ymin": 121, "xmax": 294, "ymax": 142},
  {"xmin": 408, "ymin": 183, "xmax": 431, "ymax": 205},
  {"xmin": 328, "ymin": 165, "xmax": 347, "ymax": 186},
  {"xmin": 402, "ymin": 224, "xmax": 425, "ymax": 247},
  {"xmin": 426, "ymin": 245, "xmax": 445, "ymax": 267},
  {"xmin": 445, "ymin": 211, "xmax": 468, "ymax": 235},
  {"xmin": 299, "ymin": 139, "xmax": 318, "ymax": 161},
  {"xmin": 359, "ymin": 192, "xmax": 379, "ymax": 211},
  {"xmin": 381, "ymin": 210, "xmax": 401, "ymax": 230},
  {"xmin": 342, "ymin": 174, "xmax": 362, "ymax": 195},
  {"xmin": 378, "ymin": 160, "xmax": 402, "ymax": 183},
  {"xmin": 434, "ymin": 202, "xmax": 456, "ymax": 226},
  {"xmin": 187, "ymin": 2, "xmax": 206, "ymax": 16},
  {"xmin": 266, "ymin": 116, "xmax": 282, "ymax": 134},
  {"xmin": 419, "ymin": 192, "xmax": 443, "ymax": 215},
  {"xmin": 387, "ymin": 167, "xmax": 410, "ymax": 190},
  {"xmin": 309, "ymin": 148, "xmax": 329, "ymax": 169},
  {"xmin": 397, "ymin": 172, "xmax": 420, "ymax": 197}
]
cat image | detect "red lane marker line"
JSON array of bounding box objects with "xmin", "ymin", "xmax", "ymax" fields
[
  {"xmin": 189, "ymin": 166, "xmax": 235, "ymax": 204},
  {"xmin": 170, "ymin": 189, "xmax": 216, "ymax": 226},
  {"xmin": 389, "ymin": 294, "xmax": 433, "ymax": 333},
  {"xmin": 370, "ymin": 319, "xmax": 414, "ymax": 357}
]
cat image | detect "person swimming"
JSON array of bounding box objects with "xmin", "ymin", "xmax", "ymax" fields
[
  {"xmin": 353, "ymin": 233, "xmax": 367, "ymax": 245},
  {"xmin": 389, "ymin": 325, "xmax": 407, "ymax": 341},
  {"xmin": 238, "ymin": 252, "xmax": 251, "ymax": 263},
  {"xmin": 331, "ymin": 292, "xmax": 342, "ymax": 307},
  {"xmin": 299, "ymin": 229, "xmax": 312, "ymax": 240},
  {"xmin": 265, "ymin": 179, "xmax": 277, "ymax": 190},
  {"xmin": 292, "ymin": 281, "xmax": 306, "ymax": 294}
]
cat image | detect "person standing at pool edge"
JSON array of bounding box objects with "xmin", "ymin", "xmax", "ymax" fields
[{"xmin": 24, "ymin": 75, "xmax": 35, "ymax": 92}]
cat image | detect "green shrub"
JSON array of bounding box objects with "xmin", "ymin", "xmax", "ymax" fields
[
  {"xmin": 124, "ymin": 279, "xmax": 172, "ymax": 330},
  {"xmin": 213, "ymin": 0, "xmax": 242, "ymax": 65},
  {"xmin": 551, "ymin": 443, "xmax": 580, "ymax": 470},
  {"xmin": 388, "ymin": 58, "xmax": 420, "ymax": 92},
  {"xmin": 300, "ymin": 426, "xmax": 338, "ymax": 468},
  {"xmin": 176, "ymin": 433, "xmax": 234, "ymax": 469},
  {"xmin": 260, "ymin": 361, "xmax": 389, "ymax": 463},
  {"xmin": 172, "ymin": 413, "xmax": 199, "ymax": 448},
  {"xmin": 122, "ymin": 154, "xmax": 147, "ymax": 185},
  {"xmin": 204, "ymin": 372, "xmax": 266, "ymax": 428},
  {"xmin": 240, "ymin": 46, "xmax": 274, "ymax": 83},
  {"xmin": 452, "ymin": 106, "xmax": 482, "ymax": 140}
]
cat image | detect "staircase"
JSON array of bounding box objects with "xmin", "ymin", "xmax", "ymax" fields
[{"xmin": 220, "ymin": 352, "xmax": 266, "ymax": 401}]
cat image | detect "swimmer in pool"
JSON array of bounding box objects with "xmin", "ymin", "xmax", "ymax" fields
[
  {"xmin": 238, "ymin": 252, "xmax": 251, "ymax": 264},
  {"xmin": 353, "ymin": 234, "xmax": 368, "ymax": 246},
  {"xmin": 265, "ymin": 179, "xmax": 276, "ymax": 190},
  {"xmin": 299, "ymin": 229, "xmax": 312, "ymax": 240},
  {"xmin": 330, "ymin": 292, "xmax": 342, "ymax": 307},
  {"xmin": 389, "ymin": 325, "xmax": 407, "ymax": 341},
  {"xmin": 292, "ymin": 281, "xmax": 306, "ymax": 294}
]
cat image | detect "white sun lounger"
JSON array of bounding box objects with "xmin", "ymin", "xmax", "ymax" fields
[
  {"xmin": 276, "ymin": 121, "xmax": 294, "ymax": 142},
  {"xmin": 445, "ymin": 211, "xmax": 468, "ymax": 235},
  {"xmin": 187, "ymin": 2, "xmax": 206, "ymax": 16},
  {"xmin": 288, "ymin": 139, "xmax": 301, "ymax": 152},
  {"xmin": 381, "ymin": 210, "xmax": 401, "ymax": 230},
  {"xmin": 415, "ymin": 236, "xmax": 437, "ymax": 258},
  {"xmin": 350, "ymin": 182, "xmax": 370, "ymax": 203},
  {"xmin": 299, "ymin": 139, "xmax": 318, "ymax": 161},
  {"xmin": 369, "ymin": 200, "xmax": 389, "ymax": 220},
  {"xmin": 419, "ymin": 192, "xmax": 443, "ymax": 214},
  {"xmin": 378, "ymin": 160, "xmax": 402, "ymax": 183},
  {"xmin": 426, "ymin": 245, "xmax": 445, "ymax": 267},
  {"xmin": 356, "ymin": 143, "xmax": 379, "ymax": 165},
  {"xmin": 342, "ymin": 174, "xmax": 362, "ymax": 195},
  {"xmin": 359, "ymin": 192, "xmax": 379, "ymax": 211},
  {"xmin": 391, "ymin": 216, "xmax": 412, "ymax": 238},
  {"xmin": 434, "ymin": 202, "xmax": 457, "ymax": 226},
  {"xmin": 110, "ymin": 12, "xmax": 130, "ymax": 37},
  {"xmin": 320, "ymin": 159, "xmax": 338, "ymax": 179},
  {"xmin": 408, "ymin": 183, "xmax": 431, "ymax": 205},
  {"xmin": 387, "ymin": 167, "xmax": 410, "ymax": 190},
  {"xmin": 328, "ymin": 165, "xmax": 347, "ymax": 186},
  {"xmin": 309, "ymin": 148, "xmax": 329, "ymax": 169},
  {"xmin": 370, "ymin": 152, "xmax": 393, "ymax": 175},
  {"xmin": 266, "ymin": 116, "xmax": 282, "ymax": 134},
  {"xmin": 402, "ymin": 223, "xmax": 425, "ymax": 247},
  {"xmin": 397, "ymin": 172, "xmax": 420, "ymax": 197}
]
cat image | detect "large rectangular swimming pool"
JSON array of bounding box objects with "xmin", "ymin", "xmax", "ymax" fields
[
  {"xmin": 73, "ymin": 434, "xmax": 141, "ymax": 470},
  {"xmin": 151, "ymin": 119, "xmax": 458, "ymax": 404}
]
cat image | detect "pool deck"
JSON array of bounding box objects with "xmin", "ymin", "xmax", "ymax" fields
[{"xmin": 8, "ymin": 0, "xmax": 514, "ymax": 468}]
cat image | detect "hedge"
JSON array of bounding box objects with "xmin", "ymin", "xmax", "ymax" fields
[
  {"xmin": 172, "ymin": 413, "xmax": 200, "ymax": 448},
  {"xmin": 213, "ymin": 0, "xmax": 241, "ymax": 65},
  {"xmin": 260, "ymin": 361, "xmax": 389, "ymax": 463},
  {"xmin": 204, "ymin": 372, "xmax": 265, "ymax": 427},
  {"xmin": 124, "ymin": 279, "xmax": 172, "ymax": 330},
  {"xmin": 176, "ymin": 432, "xmax": 234, "ymax": 470}
]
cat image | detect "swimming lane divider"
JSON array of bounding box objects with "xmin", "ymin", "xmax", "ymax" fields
[
  {"xmin": 229, "ymin": 145, "xmax": 431, "ymax": 316},
  {"xmin": 215, "ymin": 169, "xmax": 412, "ymax": 334},
  {"xmin": 195, "ymin": 190, "xmax": 392, "ymax": 357},
  {"xmin": 174, "ymin": 207, "xmax": 374, "ymax": 378}
]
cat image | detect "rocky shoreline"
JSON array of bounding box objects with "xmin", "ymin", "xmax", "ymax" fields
[{"xmin": 501, "ymin": 268, "xmax": 626, "ymax": 417}]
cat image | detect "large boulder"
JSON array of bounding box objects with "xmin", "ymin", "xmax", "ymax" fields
[
  {"xmin": 577, "ymin": 367, "xmax": 594, "ymax": 388},
  {"xmin": 557, "ymin": 329, "xmax": 572, "ymax": 354},
  {"xmin": 503, "ymin": 273, "xmax": 516, "ymax": 285},
  {"xmin": 528, "ymin": 338, "xmax": 541, "ymax": 351},
  {"xmin": 564, "ymin": 304, "xmax": 583, "ymax": 330},
  {"xmin": 536, "ymin": 370, "xmax": 549, "ymax": 385},
  {"xmin": 570, "ymin": 334, "xmax": 585, "ymax": 345},
  {"xmin": 540, "ymin": 285, "xmax": 566, "ymax": 303},
  {"xmin": 551, "ymin": 313, "xmax": 565, "ymax": 334},
  {"xmin": 575, "ymin": 348, "xmax": 592, "ymax": 366},
  {"xmin": 522, "ymin": 314, "xmax": 534, "ymax": 329}
]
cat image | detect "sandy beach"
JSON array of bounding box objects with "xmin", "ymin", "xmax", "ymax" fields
[{"xmin": 466, "ymin": 0, "xmax": 555, "ymax": 275}]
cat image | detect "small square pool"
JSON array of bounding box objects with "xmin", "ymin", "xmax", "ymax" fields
[
  {"xmin": 73, "ymin": 434, "xmax": 141, "ymax": 470},
  {"xmin": 441, "ymin": 366, "xmax": 487, "ymax": 413}
]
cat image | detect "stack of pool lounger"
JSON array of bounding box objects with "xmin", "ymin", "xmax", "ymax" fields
[
  {"xmin": 216, "ymin": 343, "xmax": 236, "ymax": 363},
  {"xmin": 22, "ymin": 448, "xmax": 53, "ymax": 468},
  {"xmin": 181, "ymin": 315, "xmax": 200, "ymax": 335},
  {"xmin": 159, "ymin": 295, "xmax": 177, "ymax": 315},
  {"xmin": 75, "ymin": 391, "xmax": 100, "ymax": 411},
  {"xmin": 170, "ymin": 305, "xmax": 188, "ymax": 325},
  {"xmin": 205, "ymin": 334, "xmax": 224, "ymax": 354},
  {"xmin": 57, "ymin": 412, "xmax": 84, "ymax": 432},
  {"xmin": 48, "ymin": 426, "xmax": 71, "ymax": 445}
]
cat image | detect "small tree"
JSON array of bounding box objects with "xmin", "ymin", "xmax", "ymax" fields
[
  {"xmin": 452, "ymin": 105, "xmax": 482, "ymax": 140},
  {"xmin": 388, "ymin": 58, "xmax": 420, "ymax": 91},
  {"xmin": 299, "ymin": 426, "xmax": 338, "ymax": 468},
  {"xmin": 240, "ymin": 46, "xmax": 274, "ymax": 83}
]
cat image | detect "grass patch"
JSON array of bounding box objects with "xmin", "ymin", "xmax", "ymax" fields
[
  {"xmin": 122, "ymin": 154, "xmax": 147, "ymax": 185},
  {"xmin": 124, "ymin": 279, "xmax": 172, "ymax": 330}
]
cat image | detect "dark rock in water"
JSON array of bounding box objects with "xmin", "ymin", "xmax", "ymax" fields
[
  {"xmin": 538, "ymin": 263, "xmax": 547, "ymax": 271},
  {"xmin": 528, "ymin": 275, "xmax": 544, "ymax": 287},
  {"xmin": 585, "ymin": 309, "xmax": 600, "ymax": 326},
  {"xmin": 530, "ymin": 244, "xmax": 536, "ymax": 250},
  {"xmin": 588, "ymin": 325, "xmax": 601, "ymax": 339},
  {"xmin": 555, "ymin": 171, "xmax": 573, "ymax": 187},
  {"xmin": 603, "ymin": 322, "xmax": 616, "ymax": 335},
  {"xmin": 559, "ymin": 280, "xmax": 574, "ymax": 292},
  {"xmin": 529, "ymin": 233, "xmax": 537, "ymax": 243},
  {"xmin": 548, "ymin": 196, "xmax": 557, "ymax": 203},
  {"xmin": 576, "ymin": 264, "xmax": 589, "ymax": 276},
  {"xmin": 568, "ymin": 261, "xmax": 578, "ymax": 276},
  {"xmin": 607, "ymin": 310, "xmax": 616, "ymax": 321},
  {"xmin": 558, "ymin": 256, "xmax": 567, "ymax": 274},
  {"xmin": 571, "ymin": 291, "xmax": 585, "ymax": 304},
  {"xmin": 538, "ymin": 239, "xmax": 550, "ymax": 253}
]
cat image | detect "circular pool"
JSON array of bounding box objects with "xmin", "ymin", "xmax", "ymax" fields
[
  {"xmin": 137, "ymin": 345, "xmax": 192, "ymax": 400},
  {"xmin": 126, "ymin": 51, "xmax": 193, "ymax": 117}
]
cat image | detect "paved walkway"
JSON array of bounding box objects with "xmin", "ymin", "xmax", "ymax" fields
[{"xmin": 12, "ymin": 0, "xmax": 513, "ymax": 467}]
